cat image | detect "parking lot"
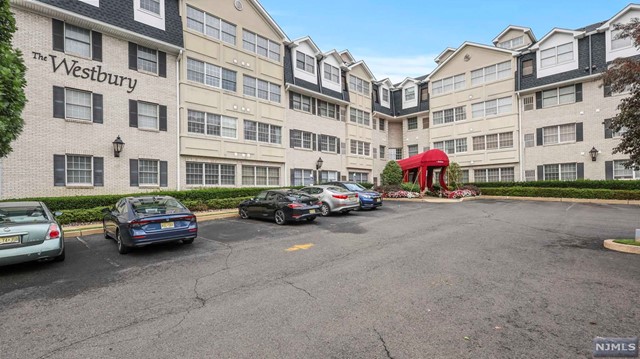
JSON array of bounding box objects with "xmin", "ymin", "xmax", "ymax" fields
[{"xmin": 1, "ymin": 200, "xmax": 639, "ymax": 358}]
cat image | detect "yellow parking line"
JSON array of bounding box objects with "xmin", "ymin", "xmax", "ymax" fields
[{"xmin": 285, "ymin": 243, "xmax": 314, "ymax": 252}]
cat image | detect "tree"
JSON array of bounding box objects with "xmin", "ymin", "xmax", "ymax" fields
[
  {"xmin": 600, "ymin": 19, "xmax": 640, "ymax": 169},
  {"xmin": 447, "ymin": 162, "xmax": 462, "ymax": 189},
  {"xmin": 381, "ymin": 160, "xmax": 403, "ymax": 186},
  {"xmin": 0, "ymin": 0, "xmax": 27, "ymax": 158}
]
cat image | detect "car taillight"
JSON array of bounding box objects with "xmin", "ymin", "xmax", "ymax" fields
[
  {"xmin": 287, "ymin": 203, "xmax": 303, "ymax": 209},
  {"xmin": 316, "ymin": 201, "xmax": 323, "ymax": 206},
  {"xmin": 46, "ymin": 224, "xmax": 61, "ymax": 240},
  {"xmin": 130, "ymin": 220, "xmax": 150, "ymax": 227},
  {"xmin": 332, "ymin": 194, "xmax": 348, "ymax": 199},
  {"xmin": 355, "ymin": 193, "xmax": 358, "ymax": 198}
]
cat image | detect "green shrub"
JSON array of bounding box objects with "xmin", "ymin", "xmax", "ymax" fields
[
  {"xmin": 205, "ymin": 197, "xmax": 251, "ymax": 210},
  {"xmin": 359, "ymin": 182, "xmax": 374, "ymax": 189},
  {"xmin": 381, "ymin": 161, "xmax": 403, "ymax": 186},
  {"xmin": 480, "ymin": 187, "xmax": 640, "ymax": 200},
  {"xmin": 401, "ymin": 182, "xmax": 421, "ymax": 192},
  {"xmin": 57, "ymin": 207, "xmax": 109, "ymax": 225},
  {"xmin": 3, "ymin": 187, "xmax": 277, "ymax": 212},
  {"xmin": 470, "ymin": 180, "xmax": 640, "ymax": 191}
]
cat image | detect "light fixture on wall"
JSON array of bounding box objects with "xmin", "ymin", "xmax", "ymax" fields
[
  {"xmin": 589, "ymin": 147, "xmax": 599, "ymax": 162},
  {"xmin": 112, "ymin": 135, "xmax": 125, "ymax": 157},
  {"xmin": 316, "ymin": 157, "xmax": 324, "ymax": 170}
]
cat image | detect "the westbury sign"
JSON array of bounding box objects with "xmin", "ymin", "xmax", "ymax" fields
[{"xmin": 32, "ymin": 51, "xmax": 138, "ymax": 93}]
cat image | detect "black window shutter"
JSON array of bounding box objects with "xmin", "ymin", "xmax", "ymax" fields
[
  {"xmin": 575, "ymin": 83, "xmax": 583, "ymax": 102},
  {"xmin": 129, "ymin": 100, "xmax": 138, "ymax": 128},
  {"xmin": 92, "ymin": 31, "xmax": 102, "ymax": 62},
  {"xmin": 128, "ymin": 42, "xmax": 138, "ymax": 70},
  {"xmin": 53, "ymin": 154, "xmax": 66, "ymax": 186},
  {"xmin": 52, "ymin": 19, "xmax": 64, "ymax": 52},
  {"xmin": 289, "ymin": 130, "xmax": 295, "ymax": 148},
  {"xmin": 160, "ymin": 161, "xmax": 168, "ymax": 187},
  {"xmin": 289, "ymin": 93, "xmax": 294, "ymax": 109},
  {"xmin": 159, "ymin": 105, "xmax": 167, "ymax": 131},
  {"xmin": 92, "ymin": 93, "xmax": 103, "ymax": 124},
  {"xmin": 537, "ymin": 165, "xmax": 544, "ymax": 181},
  {"xmin": 605, "ymin": 161, "xmax": 614, "ymax": 180},
  {"xmin": 312, "ymin": 133, "xmax": 317, "ymax": 151},
  {"xmin": 290, "ymin": 169, "xmax": 295, "ymax": 186},
  {"xmin": 577, "ymin": 162, "xmax": 584, "ymax": 180},
  {"xmin": 53, "ymin": 86, "xmax": 65, "ymax": 118},
  {"xmin": 93, "ymin": 157, "xmax": 104, "ymax": 186},
  {"xmin": 576, "ymin": 122, "xmax": 583, "ymax": 142},
  {"xmin": 336, "ymin": 137, "xmax": 341, "ymax": 154},
  {"xmin": 535, "ymin": 91, "xmax": 542, "ymax": 109},
  {"xmin": 158, "ymin": 51, "xmax": 167, "ymax": 78},
  {"xmin": 311, "ymin": 98, "xmax": 316, "ymax": 115},
  {"xmin": 130, "ymin": 159, "xmax": 139, "ymax": 186},
  {"xmin": 604, "ymin": 119, "xmax": 613, "ymax": 139},
  {"xmin": 604, "ymin": 84, "xmax": 612, "ymax": 97},
  {"xmin": 536, "ymin": 128, "xmax": 543, "ymax": 146},
  {"xmin": 337, "ymin": 172, "xmax": 341, "ymax": 181}
]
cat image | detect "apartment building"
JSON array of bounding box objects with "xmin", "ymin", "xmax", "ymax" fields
[
  {"xmin": 1, "ymin": 0, "xmax": 183, "ymax": 199},
  {"xmin": 516, "ymin": 4, "xmax": 640, "ymax": 181},
  {"xmin": 179, "ymin": 0, "xmax": 289, "ymax": 189}
]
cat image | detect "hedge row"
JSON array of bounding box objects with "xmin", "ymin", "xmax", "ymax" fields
[
  {"xmin": 470, "ymin": 180, "xmax": 640, "ymax": 191},
  {"xmin": 5, "ymin": 187, "xmax": 276, "ymax": 212},
  {"xmin": 480, "ymin": 187, "xmax": 640, "ymax": 200},
  {"xmin": 57, "ymin": 197, "xmax": 251, "ymax": 225}
]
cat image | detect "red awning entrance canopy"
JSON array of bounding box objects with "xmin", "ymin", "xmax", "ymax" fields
[{"xmin": 396, "ymin": 149, "xmax": 450, "ymax": 192}]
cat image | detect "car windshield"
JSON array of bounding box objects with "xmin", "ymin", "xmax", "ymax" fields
[
  {"xmin": 0, "ymin": 205, "xmax": 49, "ymax": 224},
  {"xmin": 344, "ymin": 183, "xmax": 366, "ymax": 192},
  {"xmin": 328, "ymin": 186, "xmax": 349, "ymax": 193},
  {"xmin": 131, "ymin": 197, "xmax": 185, "ymax": 216}
]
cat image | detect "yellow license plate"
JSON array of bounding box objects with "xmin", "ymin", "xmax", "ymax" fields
[
  {"xmin": 309, "ymin": 209, "xmax": 316, "ymax": 214},
  {"xmin": 161, "ymin": 222, "xmax": 174, "ymax": 229},
  {"xmin": 0, "ymin": 236, "xmax": 20, "ymax": 245}
]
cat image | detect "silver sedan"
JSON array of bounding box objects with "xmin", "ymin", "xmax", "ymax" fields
[{"xmin": 300, "ymin": 185, "xmax": 360, "ymax": 216}]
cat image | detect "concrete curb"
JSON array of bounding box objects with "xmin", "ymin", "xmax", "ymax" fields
[
  {"xmin": 603, "ymin": 239, "xmax": 640, "ymax": 255},
  {"xmin": 63, "ymin": 210, "xmax": 238, "ymax": 238}
]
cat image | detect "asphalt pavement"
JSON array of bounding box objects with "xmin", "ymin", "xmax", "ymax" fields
[{"xmin": 1, "ymin": 200, "xmax": 639, "ymax": 358}]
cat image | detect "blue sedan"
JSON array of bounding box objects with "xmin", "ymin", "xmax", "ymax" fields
[
  {"xmin": 323, "ymin": 182, "xmax": 383, "ymax": 209},
  {"xmin": 103, "ymin": 196, "xmax": 197, "ymax": 254}
]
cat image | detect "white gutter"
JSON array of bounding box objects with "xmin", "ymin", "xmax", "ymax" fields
[
  {"xmin": 285, "ymin": 84, "xmax": 350, "ymax": 105},
  {"xmin": 176, "ymin": 49, "xmax": 183, "ymax": 191}
]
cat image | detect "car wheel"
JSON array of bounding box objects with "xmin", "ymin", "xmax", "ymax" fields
[
  {"xmin": 320, "ymin": 203, "xmax": 331, "ymax": 217},
  {"xmin": 274, "ymin": 210, "xmax": 286, "ymax": 225},
  {"xmin": 239, "ymin": 207, "xmax": 249, "ymax": 219},
  {"xmin": 182, "ymin": 238, "xmax": 194, "ymax": 244},
  {"xmin": 53, "ymin": 247, "xmax": 65, "ymax": 262},
  {"xmin": 306, "ymin": 216, "xmax": 316, "ymax": 222},
  {"xmin": 116, "ymin": 230, "xmax": 130, "ymax": 255}
]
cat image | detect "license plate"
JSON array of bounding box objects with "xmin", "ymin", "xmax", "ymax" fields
[
  {"xmin": 0, "ymin": 236, "xmax": 20, "ymax": 245},
  {"xmin": 309, "ymin": 209, "xmax": 316, "ymax": 214},
  {"xmin": 349, "ymin": 196, "xmax": 357, "ymax": 202},
  {"xmin": 161, "ymin": 222, "xmax": 174, "ymax": 229},
  {"xmin": 375, "ymin": 198, "xmax": 380, "ymax": 202}
]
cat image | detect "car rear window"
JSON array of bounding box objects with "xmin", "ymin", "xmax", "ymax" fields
[
  {"xmin": 0, "ymin": 205, "xmax": 49, "ymax": 224},
  {"xmin": 343, "ymin": 183, "xmax": 365, "ymax": 192},
  {"xmin": 286, "ymin": 192, "xmax": 314, "ymax": 202},
  {"xmin": 131, "ymin": 198, "xmax": 185, "ymax": 216},
  {"xmin": 327, "ymin": 186, "xmax": 348, "ymax": 193}
]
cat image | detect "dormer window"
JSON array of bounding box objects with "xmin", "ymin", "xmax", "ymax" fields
[
  {"xmin": 497, "ymin": 36, "xmax": 524, "ymax": 49},
  {"xmin": 611, "ymin": 29, "xmax": 633, "ymax": 50},
  {"xmin": 324, "ymin": 64, "xmax": 339, "ymax": 83},
  {"xmin": 405, "ymin": 87, "xmax": 415, "ymax": 101},
  {"xmin": 382, "ymin": 88, "xmax": 389, "ymax": 102},
  {"xmin": 296, "ymin": 51, "xmax": 315, "ymax": 74},
  {"xmin": 140, "ymin": 0, "xmax": 160, "ymax": 15},
  {"xmin": 540, "ymin": 42, "xmax": 573, "ymax": 68}
]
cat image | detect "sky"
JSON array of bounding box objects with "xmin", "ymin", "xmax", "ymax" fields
[{"xmin": 259, "ymin": 0, "xmax": 635, "ymax": 83}]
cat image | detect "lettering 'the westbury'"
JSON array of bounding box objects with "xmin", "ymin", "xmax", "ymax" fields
[{"xmin": 50, "ymin": 55, "xmax": 138, "ymax": 93}]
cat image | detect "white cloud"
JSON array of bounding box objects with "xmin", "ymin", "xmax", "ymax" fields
[{"xmin": 354, "ymin": 54, "xmax": 438, "ymax": 83}]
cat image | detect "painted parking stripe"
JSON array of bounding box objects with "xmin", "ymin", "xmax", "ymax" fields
[
  {"xmin": 285, "ymin": 243, "xmax": 314, "ymax": 252},
  {"xmin": 76, "ymin": 236, "xmax": 90, "ymax": 249}
]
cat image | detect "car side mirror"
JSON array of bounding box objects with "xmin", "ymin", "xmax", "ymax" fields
[{"xmin": 54, "ymin": 211, "xmax": 63, "ymax": 217}]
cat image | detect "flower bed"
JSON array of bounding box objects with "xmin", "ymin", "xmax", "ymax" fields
[
  {"xmin": 442, "ymin": 189, "xmax": 479, "ymax": 199},
  {"xmin": 384, "ymin": 190, "xmax": 421, "ymax": 198}
]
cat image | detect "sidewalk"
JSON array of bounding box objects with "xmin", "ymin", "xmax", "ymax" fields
[{"xmin": 63, "ymin": 209, "xmax": 238, "ymax": 237}]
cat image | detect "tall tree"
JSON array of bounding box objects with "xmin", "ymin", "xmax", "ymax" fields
[
  {"xmin": 0, "ymin": 0, "xmax": 27, "ymax": 158},
  {"xmin": 601, "ymin": 19, "xmax": 640, "ymax": 169}
]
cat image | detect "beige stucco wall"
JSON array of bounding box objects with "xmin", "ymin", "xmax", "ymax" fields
[{"xmin": 1, "ymin": 7, "xmax": 178, "ymax": 199}]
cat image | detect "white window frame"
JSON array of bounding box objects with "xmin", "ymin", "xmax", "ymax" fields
[
  {"xmin": 64, "ymin": 88, "xmax": 93, "ymax": 122},
  {"xmin": 542, "ymin": 85, "xmax": 576, "ymax": 108},
  {"xmin": 243, "ymin": 75, "xmax": 281, "ymax": 103},
  {"xmin": 293, "ymin": 169, "xmax": 314, "ymax": 186},
  {"xmin": 243, "ymin": 120, "xmax": 281, "ymax": 144},
  {"xmin": 186, "ymin": 58, "xmax": 236, "ymax": 92},
  {"xmin": 349, "ymin": 139, "xmax": 371, "ymax": 156},
  {"xmin": 542, "ymin": 124, "xmax": 576, "ymax": 145},
  {"xmin": 66, "ymin": 154, "xmax": 93, "ymax": 185},
  {"xmin": 242, "ymin": 165, "xmax": 280, "ymax": 186},
  {"xmin": 242, "ymin": 29, "xmax": 281, "ymax": 62},
  {"xmin": 139, "ymin": 0, "xmax": 161, "ymax": 15},
  {"xmin": 407, "ymin": 117, "xmax": 418, "ymax": 130},
  {"xmin": 382, "ymin": 88, "xmax": 389, "ymax": 102},
  {"xmin": 497, "ymin": 36, "xmax": 524, "ymax": 49},
  {"xmin": 292, "ymin": 93, "xmax": 312, "ymax": 113},
  {"xmin": 186, "ymin": 109, "xmax": 237, "ymax": 139},
  {"xmin": 349, "ymin": 172, "xmax": 369, "ymax": 183},
  {"xmin": 405, "ymin": 87, "xmax": 415, "ymax": 101},
  {"xmin": 186, "ymin": 162, "xmax": 236, "ymax": 186},
  {"xmin": 349, "ymin": 108, "xmax": 370, "ymax": 126},
  {"xmin": 543, "ymin": 163, "xmax": 577, "ymax": 181},
  {"xmin": 64, "ymin": 23, "xmax": 92, "ymax": 58},
  {"xmin": 319, "ymin": 135, "xmax": 339, "ymax": 153},
  {"xmin": 540, "ymin": 42, "xmax": 573, "ymax": 68},
  {"xmin": 296, "ymin": 51, "xmax": 315, "ymax": 74},
  {"xmin": 408, "ymin": 144, "xmax": 419, "ymax": 157},
  {"xmin": 138, "ymin": 159, "xmax": 160, "ymax": 186},
  {"xmin": 324, "ymin": 63, "xmax": 340, "ymax": 83},
  {"xmin": 613, "ymin": 160, "xmax": 640, "ymax": 180},
  {"xmin": 186, "ymin": 5, "xmax": 235, "ymax": 45},
  {"xmin": 137, "ymin": 101, "xmax": 159, "ymax": 130},
  {"xmin": 290, "ymin": 130, "xmax": 313, "ymax": 150},
  {"xmin": 349, "ymin": 75, "xmax": 370, "ymax": 96},
  {"xmin": 474, "ymin": 167, "xmax": 515, "ymax": 182}
]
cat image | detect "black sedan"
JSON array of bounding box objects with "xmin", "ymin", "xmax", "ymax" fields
[
  {"xmin": 103, "ymin": 196, "xmax": 197, "ymax": 254},
  {"xmin": 238, "ymin": 190, "xmax": 321, "ymax": 225}
]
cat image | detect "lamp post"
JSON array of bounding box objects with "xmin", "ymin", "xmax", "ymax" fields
[
  {"xmin": 589, "ymin": 147, "xmax": 599, "ymax": 162},
  {"xmin": 112, "ymin": 135, "xmax": 125, "ymax": 157}
]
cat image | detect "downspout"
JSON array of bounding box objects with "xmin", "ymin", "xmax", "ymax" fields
[
  {"xmin": 589, "ymin": 34, "xmax": 593, "ymax": 75},
  {"xmin": 176, "ymin": 49, "xmax": 183, "ymax": 191},
  {"xmin": 516, "ymin": 55, "xmax": 524, "ymax": 181}
]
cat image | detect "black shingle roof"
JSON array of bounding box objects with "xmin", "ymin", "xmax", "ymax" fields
[
  {"xmin": 576, "ymin": 21, "xmax": 606, "ymax": 33},
  {"xmin": 36, "ymin": 0, "xmax": 183, "ymax": 47}
]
